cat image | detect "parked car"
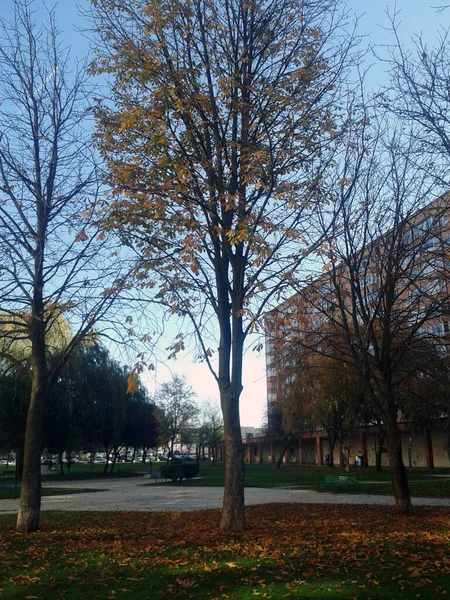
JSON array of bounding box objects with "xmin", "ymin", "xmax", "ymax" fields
[{"xmin": 182, "ymin": 455, "xmax": 196, "ymax": 461}]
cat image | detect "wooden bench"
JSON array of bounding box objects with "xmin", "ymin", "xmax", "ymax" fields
[{"xmin": 324, "ymin": 475, "xmax": 357, "ymax": 493}]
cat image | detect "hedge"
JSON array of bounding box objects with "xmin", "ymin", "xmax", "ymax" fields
[{"xmin": 160, "ymin": 462, "xmax": 199, "ymax": 482}]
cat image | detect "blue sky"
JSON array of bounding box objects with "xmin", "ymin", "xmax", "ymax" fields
[{"xmin": 3, "ymin": 0, "xmax": 449, "ymax": 426}]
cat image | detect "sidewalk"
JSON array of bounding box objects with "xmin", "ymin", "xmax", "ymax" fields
[{"xmin": 1, "ymin": 477, "xmax": 450, "ymax": 514}]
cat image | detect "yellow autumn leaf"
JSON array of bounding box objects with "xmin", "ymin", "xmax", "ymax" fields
[{"xmin": 126, "ymin": 373, "xmax": 139, "ymax": 395}]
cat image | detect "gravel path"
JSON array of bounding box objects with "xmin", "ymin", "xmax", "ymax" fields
[{"xmin": 1, "ymin": 476, "xmax": 450, "ymax": 514}]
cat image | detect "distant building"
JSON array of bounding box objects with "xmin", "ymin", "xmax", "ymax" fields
[{"xmin": 241, "ymin": 426, "xmax": 263, "ymax": 440}]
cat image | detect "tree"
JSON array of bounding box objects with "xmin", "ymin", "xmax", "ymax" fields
[
  {"xmin": 269, "ymin": 327, "xmax": 366, "ymax": 469},
  {"xmin": 0, "ymin": 364, "xmax": 29, "ymax": 472},
  {"xmin": 386, "ymin": 12, "xmax": 450, "ymax": 186},
  {"xmin": 197, "ymin": 400, "xmax": 224, "ymax": 463},
  {"xmin": 266, "ymin": 367, "xmax": 307, "ymax": 468},
  {"xmin": 155, "ymin": 374, "xmax": 198, "ymax": 457},
  {"xmin": 0, "ymin": 1, "xmax": 125, "ymax": 532},
  {"xmin": 396, "ymin": 338, "xmax": 450, "ymax": 466},
  {"xmin": 90, "ymin": 0, "xmax": 358, "ymax": 531},
  {"xmin": 304, "ymin": 357, "xmax": 365, "ymax": 471},
  {"xmin": 81, "ymin": 344, "xmax": 129, "ymax": 473},
  {"xmin": 288, "ymin": 125, "xmax": 450, "ymax": 514},
  {"xmin": 123, "ymin": 385, "xmax": 160, "ymax": 462}
]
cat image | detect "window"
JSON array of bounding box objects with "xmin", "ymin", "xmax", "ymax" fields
[
  {"xmin": 365, "ymin": 290, "xmax": 377, "ymax": 304},
  {"xmin": 422, "ymin": 279, "xmax": 437, "ymax": 294},
  {"xmin": 420, "ymin": 236, "xmax": 439, "ymax": 254},
  {"xmin": 404, "ymin": 230, "xmax": 413, "ymax": 244},
  {"xmin": 421, "ymin": 263, "xmax": 434, "ymax": 276},
  {"xmin": 409, "ymin": 286, "xmax": 421, "ymax": 299},
  {"xmin": 365, "ymin": 272, "xmax": 375, "ymax": 286}
]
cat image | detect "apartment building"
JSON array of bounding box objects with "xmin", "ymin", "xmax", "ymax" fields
[{"xmin": 261, "ymin": 193, "xmax": 450, "ymax": 468}]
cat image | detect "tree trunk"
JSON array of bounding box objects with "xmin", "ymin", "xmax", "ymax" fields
[
  {"xmin": 386, "ymin": 417, "xmax": 412, "ymax": 515},
  {"xmin": 276, "ymin": 435, "xmax": 292, "ymax": 468},
  {"xmin": 328, "ymin": 442, "xmax": 335, "ymax": 468},
  {"xmin": 324, "ymin": 432, "xmax": 337, "ymax": 467},
  {"xmin": 342, "ymin": 447, "xmax": 350, "ymax": 472},
  {"xmin": 16, "ymin": 369, "xmax": 48, "ymax": 533},
  {"xmin": 407, "ymin": 428, "xmax": 415, "ymax": 470},
  {"xmin": 375, "ymin": 430, "xmax": 385, "ymax": 472},
  {"xmin": 220, "ymin": 386, "xmax": 245, "ymax": 531}
]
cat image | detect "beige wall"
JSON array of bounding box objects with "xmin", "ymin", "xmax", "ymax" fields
[
  {"xmin": 433, "ymin": 431, "xmax": 450, "ymax": 467},
  {"xmin": 401, "ymin": 431, "xmax": 427, "ymax": 468}
]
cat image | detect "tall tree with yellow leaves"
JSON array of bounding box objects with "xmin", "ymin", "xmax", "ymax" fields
[{"xmin": 90, "ymin": 0, "xmax": 359, "ymax": 531}]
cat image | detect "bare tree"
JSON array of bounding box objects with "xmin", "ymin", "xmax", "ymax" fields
[
  {"xmin": 198, "ymin": 400, "xmax": 223, "ymax": 463},
  {"xmin": 280, "ymin": 119, "xmax": 450, "ymax": 514},
  {"xmin": 0, "ymin": 1, "xmax": 126, "ymax": 532},
  {"xmin": 155, "ymin": 374, "xmax": 199, "ymax": 457},
  {"xmin": 385, "ymin": 9, "xmax": 450, "ymax": 185}
]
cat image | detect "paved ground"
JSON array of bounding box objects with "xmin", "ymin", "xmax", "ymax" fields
[{"xmin": 1, "ymin": 476, "xmax": 450, "ymax": 514}]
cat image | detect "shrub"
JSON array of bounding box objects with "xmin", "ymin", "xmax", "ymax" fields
[{"xmin": 160, "ymin": 462, "xmax": 199, "ymax": 482}]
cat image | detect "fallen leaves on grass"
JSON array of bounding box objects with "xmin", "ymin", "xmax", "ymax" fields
[{"xmin": 0, "ymin": 504, "xmax": 449, "ymax": 599}]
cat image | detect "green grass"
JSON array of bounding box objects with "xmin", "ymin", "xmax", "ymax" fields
[
  {"xmin": 154, "ymin": 463, "xmax": 450, "ymax": 498},
  {"xmin": 0, "ymin": 506, "xmax": 449, "ymax": 599}
]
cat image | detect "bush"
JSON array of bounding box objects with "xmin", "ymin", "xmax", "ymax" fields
[{"xmin": 160, "ymin": 462, "xmax": 199, "ymax": 482}]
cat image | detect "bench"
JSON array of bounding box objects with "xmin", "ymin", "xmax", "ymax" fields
[{"xmin": 324, "ymin": 475, "xmax": 357, "ymax": 493}]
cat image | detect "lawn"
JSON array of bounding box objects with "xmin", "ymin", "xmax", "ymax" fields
[
  {"xmin": 0, "ymin": 505, "xmax": 449, "ymax": 599},
  {"xmin": 153, "ymin": 463, "xmax": 450, "ymax": 498}
]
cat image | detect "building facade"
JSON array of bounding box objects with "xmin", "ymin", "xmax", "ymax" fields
[{"xmin": 262, "ymin": 194, "xmax": 450, "ymax": 468}]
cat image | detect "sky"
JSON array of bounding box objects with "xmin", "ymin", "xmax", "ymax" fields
[{"xmin": 3, "ymin": 0, "xmax": 449, "ymax": 426}]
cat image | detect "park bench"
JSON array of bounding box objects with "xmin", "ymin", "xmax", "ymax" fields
[
  {"xmin": 150, "ymin": 471, "xmax": 162, "ymax": 482},
  {"xmin": 324, "ymin": 475, "xmax": 357, "ymax": 493}
]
